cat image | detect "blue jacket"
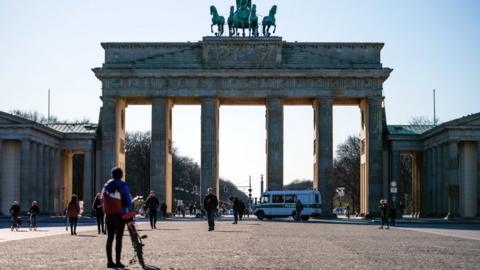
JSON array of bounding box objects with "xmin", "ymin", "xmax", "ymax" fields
[{"xmin": 103, "ymin": 178, "xmax": 133, "ymax": 214}]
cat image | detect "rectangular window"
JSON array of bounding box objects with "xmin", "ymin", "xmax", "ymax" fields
[
  {"xmin": 261, "ymin": 195, "xmax": 270, "ymax": 204},
  {"xmin": 272, "ymin": 195, "xmax": 284, "ymax": 203},
  {"xmin": 284, "ymin": 194, "xmax": 296, "ymax": 203}
]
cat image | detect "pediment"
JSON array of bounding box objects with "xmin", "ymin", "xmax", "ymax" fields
[
  {"xmin": 445, "ymin": 112, "xmax": 480, "ymax": 127},
  {"xmin": 0, "ymin": 111, "xmax": 35, "ymax": 125}
]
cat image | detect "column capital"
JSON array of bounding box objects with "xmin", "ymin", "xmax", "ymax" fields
[
  {"xmin": 314, "ymin": 97, "xmax": 333, "ymax": 104},
  {"xmin": 366, "ymin": 96, "xmax": 385, "ymax": 103}
]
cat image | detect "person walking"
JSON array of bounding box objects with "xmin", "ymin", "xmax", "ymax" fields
[
  {"xmin": 295, "ymin": 199, "xmax": 304, "ymax": 221},
  {"xmin": 93, "ymin": 193, "xmax": 106, "ymax": 234},
  {"xmin": 9, "ymin": 201, "xmax": 21, "ymax": 231},
  {"xmin": 390, "ymin": 204, "xmax": 397, "ymax": 226},
  {"xmin": 379, "ymin": 199, "xmax": 389, "ymax": 229},
  {"xmin": 399, "ymin": 201, "xmax": 404, "ymax": 219},
  {"xmin": 230, "ymin": 196, "xmax": 239, "ymax": 224},
  {"xmin": 203, "ymin": 188, "xmax": 218, "ymax": 231},
  {"xmin": 160, "ymin": 202, "xmax": 167, "ymax": 218},
  {"xmin": 238, "ymin": 199, "xmax": 246, "ymax": 221},
  {"xmin": 102, "ymin": 167, "xmax": 132, "ymax": 269},
  {"xmin": 28, "ymin": 201, "xmax": 40, "ymax": 231},
  {"xmin": 346, "ymin": 205, "xmax": 351, "ymax": 220},
  {"xmin": 144, "ymin": 191, "xmax": 160, "ymax": 229},
  {"xmin": 67, "ymin": 194, "xmax": 80, "ymax": 235}
]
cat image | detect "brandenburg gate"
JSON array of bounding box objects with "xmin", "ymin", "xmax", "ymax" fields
[{"xmin": 93, "ymin": 37, "xmax": 392, "ymax": 215}]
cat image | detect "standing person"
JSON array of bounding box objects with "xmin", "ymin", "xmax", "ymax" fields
[
  {"xmin": 346, "ymin": 205, "xmax": 351, "ymax": 220},
  {"xmin": 9, "ymin": 201, "xmax": 21, "ymax": 231},
  {"xmin": 67, "ymin": 194, "xmax": 80, "ymax": 235},
  {"xmin": 238, "ymin": 199, "xmax": 246, "ymax": 221},
  {"xmin": 203, "ymin": 188, "xmax": 218, "ymax": 231},
  {"xmin": 379, "ymin": 199, "xmax": 389, "ymax": 229},
  {"xmin": 93, "ymin": 193, "xmax": 106, "ymax": 234},
  {"xmin": 399, "ymin": 201, "xmax": 404, "ymax": 219},
  {"xmin": 295, "ymin": 199, "xmax": 304, "ymax": 221},
  {"xmin": 102, "ymin": 167, "xmax": 132, "ymax": 269},
  {"xmin": 144, "ymin": 191, "xmax": 160, "ymax": 229},
  {"xmin": 390, "ymin": 204, "xmax": 397, "ymax": 226},
  {"xmin": 28, "ymin": 201, "xmax": 40, "ymax": 231},
  {"xmin": 160, "ymin": 202, "xmax": 167, "ymax": 218},
  {"xmin": 230, "ymin": 197, "xmax": 239, "ymax": 224}
]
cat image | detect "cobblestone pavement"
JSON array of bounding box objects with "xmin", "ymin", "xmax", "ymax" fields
[{"xmin": 0, "ymin": 218, "xmax": 479, "ymax": 270}]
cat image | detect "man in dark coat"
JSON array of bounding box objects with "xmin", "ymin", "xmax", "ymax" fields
[
  {"xmin": 238, "ymin": 199, "xmax": 246, "ymax": 221},
  {"xmin": 145, "ymin": 191, "xmax": 160, "ymax": 229},
  {"xmin": 230, "ymin": 196, "xmax": 240, "ymax": 224},
  {"xmin": 203, "ymin": 188, "xmax": 219, "ymax": 231},
  {"xmin": 379, "ymin": 199, "xmax": 389, "ymax": 229}
]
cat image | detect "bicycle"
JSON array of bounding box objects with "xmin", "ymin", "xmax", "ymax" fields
[{"xmin": 122, "ymin": 212, "xmax": 147, "ymax": 269}]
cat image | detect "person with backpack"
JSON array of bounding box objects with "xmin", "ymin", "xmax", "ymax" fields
[
  {"xmin": 9, "ymin": 201, "xmax": 21, "ymax": 231},
  {"xmin": 144, "ymin": 191, "xmax": 160, "ymax": 229},
  {"xmin": 67, "ymin": 194, "xmax": 80, "ymax": 235},
  {"xmin": 203, "ymin": 188, "xmax": 218, "ymax": 231},
  {"xmin": 93, "ymin": 193, "xmax": 106, "ymax": 234},
  {"xmin": 28, "ymin": 201, "xmax": 40, "ymax": 231},
  {"xmin": 102, "ymin": 167, "xmax": 132, "ymax": 269}
]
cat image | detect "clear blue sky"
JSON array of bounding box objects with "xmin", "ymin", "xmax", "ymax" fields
[{"xmin": 1, "ymin": 0, "xmax": 479, "ymax": 198}]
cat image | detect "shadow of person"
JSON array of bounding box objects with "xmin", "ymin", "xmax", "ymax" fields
[{"xmin": 144, "ymin": 266, "xmax": 161, "ymax": 270}]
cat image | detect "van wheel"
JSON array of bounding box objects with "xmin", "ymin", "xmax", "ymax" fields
[
  {"xmin": 256, "ymin": 211, "xmax": 265, "ymax": 220},
  {"xmin": 301, "ymin": 216, "xmax": 310, "ymax": 222}
]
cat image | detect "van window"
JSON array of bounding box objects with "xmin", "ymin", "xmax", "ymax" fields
[
  {"xmin": 272, "ymin": 195, "xmax": 284, "ymax": 203},
  {"xmin": 284, "ymin": 195, "xmax": 296, "ymax": 203},
  {"xmin": 315, "ymin": 194, "xmax": 319, "ymax": 203},
  {"xmin": 261, "ymin": 195, "xmax": 270, "ymax": 204}
]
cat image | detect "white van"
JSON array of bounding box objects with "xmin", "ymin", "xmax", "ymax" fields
[{"xmin": 254, "ymin": 190, "xmax": 322, "ymax": 221}]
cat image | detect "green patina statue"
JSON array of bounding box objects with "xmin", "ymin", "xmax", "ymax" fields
[
  {"xmin": 211, "ymin": 1, "xmax": 277, "ymax": 37},
  {"xmin": 210, "ymin": 5, "xmax": 225, "ymax": 36},
  {"xmin": 262, "ymin": 5, "xmax": 277, "ymax": 37}
]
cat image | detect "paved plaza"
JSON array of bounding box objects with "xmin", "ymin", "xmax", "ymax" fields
[{"xmin": 0, "ymin": 217, "xmax": 479, "ymax": 269}]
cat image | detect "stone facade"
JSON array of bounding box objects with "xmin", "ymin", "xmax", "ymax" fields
[
  {"xmin": 387, "ymin": 113, "xmax": 480, "ymax": 217},
  {"xmin": 0, "ymin": 111, "xmax": 97, "ymax": 215},
  {"xmin": 93, "ymin": 36, "xmax": 392, "ymax": 216}
]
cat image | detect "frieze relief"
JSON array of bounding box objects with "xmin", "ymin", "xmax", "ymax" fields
[
  {"xmin": 105, "ymin": 77, "xmax": 381, "ymax": 91},
  {"xmin": 203, "ymin": 44, "xmax": 281, "ymax": 67}
]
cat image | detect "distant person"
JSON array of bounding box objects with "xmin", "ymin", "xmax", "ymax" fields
[
  {"xmin": 390, "ymin": 204, "xmax": 397, "ymax": 226},
  {"xmin": 93, "ymin": 193, "xmax": 106, "ymax": 234},
  {"xmin": 346, "ymin": 205, "xmax": 351, "ymax": 220},
  {"xmin": 204, "ymin": 188, "xmax": 218, "ymax": 231},
  {"xmin": 102, "ymin": 167, "xmax": 132, "ymax": 268},
  {"xmin": 181, "ymin": 205, "xmax": 186, "ymax": 218},
  {"xmin": 295, "ymin": 199, "xmax": 304, "ymax": 221},
  {"xmin": 238, "ymin": 199, "xmax": 246, "ymax": 221},
  {"xmin": 67, "ymin": 194, "xmax": 80, "ymax": 235},
  {"xmin": 9, "ymin": 201, "xmax": 21, "ymax": 231},
  {"xmin": 160, "ymin": 202, "xmax": 167, "ymax": 218},
  {"xmin": 399, "ymin": 201, "xmax": 404, "ymax": 219},
  {"xmin": 28, "ymin": 201, "xmax": 40, "ymax": 231},
  {"xmin": 230, "ymin": 196, "xmax": 239, "ymax": 224},
  {"xmin": 145, "ymin": 191, "xmax": 160, "ymax": 229},
  {"xmin": 379, "ymin": 199, "xmax": 389, "ymax": 229}
]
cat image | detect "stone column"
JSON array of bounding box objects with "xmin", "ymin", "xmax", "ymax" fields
[
  {"xmin": 62, "ymin": 151, "xmax": 74, "ymax": 209},
  {"xmin": 432, "ymin": 146, "xmax": 438, "ymax": 216},
  {"xmin": 420, "ymin": 149, "xmax": 428, "ymax": 216},
  {"xmin": 101, "ymin": 97, "xmax": 126, "ymax": 182},
  {"xmin": 151, "ymin": 98, "xmax": 173, "ymax": 213},
  {"xmin": 53, "ymin": 148, "xmax": 61, "ymax": 214},
  {"xmin": 201, "ymin": 98, "xmax": 220, "ymax": 201},
  {"xmin": 20, "ymin": 139, "xmax": 31, "ymax": 212},
  {"xmin": 44, "ymin": 146, "xmax": 51, "ymax": 214},
  {"xmin": 36, "ymin": 144, "xmax": 44, "ymax": 210},
  {"xmin": 266, "ymin": 97, "xmax": 283, "ymax": 191},
  {"xmin": 313, "ymin": 98, "xmax": 333, "ymax": 216},
  {"xmin": 459, "ymin": 142, "xmax": 478, "ymax": 217},
  {"xmin": 412, "ymin": 152, "xmax": 422, "ymax": 216},
  {"xmin": 0, "ymin": 139, "xmax": 3, "ymax": 212},
  {"xmin": 360, "ymin": 97, "xmax": 384, "ymax": 216},
  {"xmin": 29, "ymin": 142, "xmax": 38, "ymax": 206},
  {"xmin": 448, "ymin": 142, "xmax": 459, "ymax": 216},
  {"xmin": 391, "ymin": 150, "xmax": 401, "ymax": 212},
  {"xmin": 441, "ymin": 144, "xmax": 449, "ymax": 214},
  {"xmin": 82, "ymin": 150, "xmax": 93, "ymax": 215}
]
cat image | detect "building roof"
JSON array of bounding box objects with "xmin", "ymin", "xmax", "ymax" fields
[
  {"xmin": 47, "ymin": 123, "xmax": 97, "ymax": 134},
  {"xmin": 387, "ymin": 125, "xmax": 434, "ymax": 135}
]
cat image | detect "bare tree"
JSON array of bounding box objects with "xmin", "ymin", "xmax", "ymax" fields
[
  {"xmin": 9, "ymin": 110, "xmax": 92, "ymax": 124},
  {"xmin": 409, "ymin": 116, "xmax": 439, "ymax": 126},
  {"xmin": 333, "ymin": 135, "xmax": 360, "ymax": 212}
]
